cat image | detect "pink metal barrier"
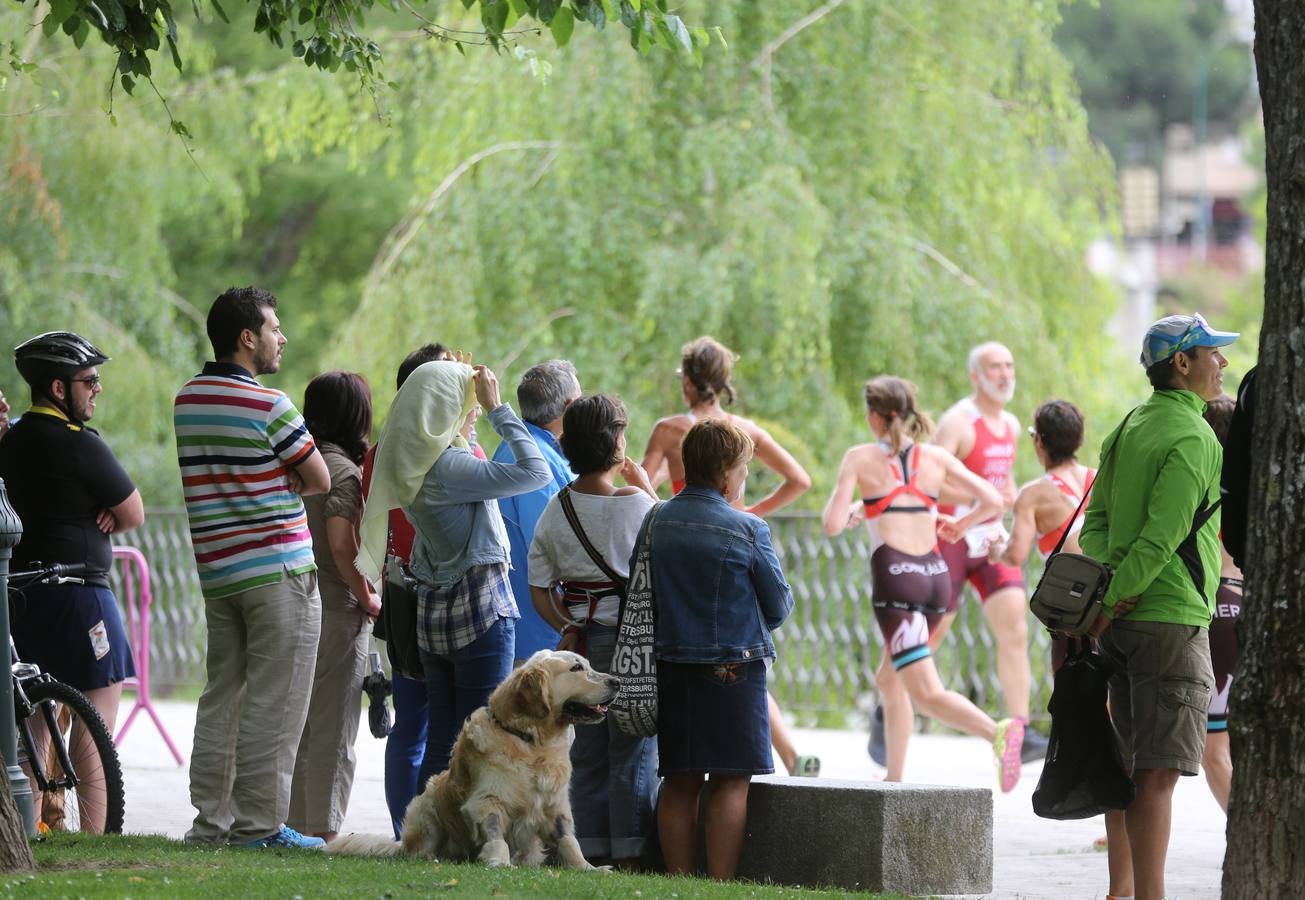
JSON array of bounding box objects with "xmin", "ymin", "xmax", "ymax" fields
[{"xmin": 113, "ymin": 546, "xmax": 186, "ymax": 765}]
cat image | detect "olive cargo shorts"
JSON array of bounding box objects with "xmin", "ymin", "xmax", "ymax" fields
[{"xmin": 1098, "ymin": 620, "xmax": 1213, "ymax": 776}]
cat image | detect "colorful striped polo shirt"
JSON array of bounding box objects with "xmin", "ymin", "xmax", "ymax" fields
[{"xmin": 174, "ymin": 362, "xmax": 318, "ymax": 600}]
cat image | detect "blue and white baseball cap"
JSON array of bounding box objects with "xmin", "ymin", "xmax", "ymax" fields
[{"xmin": 1140, "ymin": 313, "xmax": 1239, "ymax": 369}]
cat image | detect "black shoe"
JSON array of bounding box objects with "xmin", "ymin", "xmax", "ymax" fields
[
  {"xmin": 1021, "ymin": 726, "xmax": 1048, "ymax": 763},
  {"xmin": 867, "ymin": 704, "xmax": 887, "ymax": 766}
]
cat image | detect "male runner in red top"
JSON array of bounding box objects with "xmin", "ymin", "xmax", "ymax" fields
[{"xmin": 932, "ymin": 342, "xmax": 1042, "ymax": 760}]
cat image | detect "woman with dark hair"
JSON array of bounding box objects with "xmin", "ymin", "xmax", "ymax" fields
[
  {"xmin": 988, "ymin": 399, "xmax": 1101, "ymax": 669},
  {"xmin": 823, "ymin": 375, "xmax": 1024, "ymax": 791},
  {"xmin": 289, "ymin": 370, "xmax": 379, "ymax": 842},
  {"xmin": 526, "ymin": 394, "xmax": 658, "ymax": 867}
]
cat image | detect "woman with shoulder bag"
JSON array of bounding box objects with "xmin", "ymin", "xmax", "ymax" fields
[{"xmin": 527, "ymin": 394, "xmax": 659, "ymax": 868}]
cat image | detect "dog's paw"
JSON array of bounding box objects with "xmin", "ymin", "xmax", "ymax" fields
[
  {"xmin": 590, "ymin": 864, "xmax": 613, "ymax": 874},
  {"xmin": 478, "ymin": 840, "xmax": 513, "ymax": 868}
]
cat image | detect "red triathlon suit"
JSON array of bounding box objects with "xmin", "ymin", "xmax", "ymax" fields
[
  {"xmin": 938, "ymin": 401, "xmax": 1024, "ymax": 608},
  {"xmin": 862, "ymin": 444, "xmax": 948, "ymax": 670}
]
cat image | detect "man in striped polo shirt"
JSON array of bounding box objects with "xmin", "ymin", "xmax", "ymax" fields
[{"xmin": 175, "ymin": 286, "xmax": 331, "ymax": 850}]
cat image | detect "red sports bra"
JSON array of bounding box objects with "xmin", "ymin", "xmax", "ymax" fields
[{"xmin": 862, "ymin": 444, "xmax": 938, "ymax": 519}]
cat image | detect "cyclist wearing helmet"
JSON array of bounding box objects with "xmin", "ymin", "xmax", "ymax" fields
[{"xmin": 0, "ymin": 331, "xmax": 144, "ymax": 826}]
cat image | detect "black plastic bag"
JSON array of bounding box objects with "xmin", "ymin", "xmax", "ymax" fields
[{"xmin": 1032, "ymin": 641, "xmax": 1135, "ymax": 820}]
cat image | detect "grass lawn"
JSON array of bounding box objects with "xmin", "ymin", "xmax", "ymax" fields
[{"xmin": 9, "ymin": 834, "xmax": 899, "ymax": 899}]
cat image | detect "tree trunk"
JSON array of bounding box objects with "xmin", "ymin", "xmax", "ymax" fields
[
  {"xmin": 1223, "ymin": 3, "xmax": 1305, "ymax": 896},
  {"xmin": 0, "ymin": 775, "xmax": 35, "ymax": 872}
]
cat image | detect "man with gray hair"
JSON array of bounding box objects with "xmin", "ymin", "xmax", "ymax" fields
[{"xmin": 492, "ymin": 359, "xmax": 582, "ymax": 662}]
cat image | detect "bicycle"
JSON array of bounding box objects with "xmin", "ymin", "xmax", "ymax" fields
[{"xmin": 8, "ymin": 561, "xmax": 126, "ymax": 834}]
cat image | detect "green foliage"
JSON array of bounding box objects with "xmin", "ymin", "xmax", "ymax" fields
[
  {"xmin": 2, "ymin": 0, "xmax": 1126, "ymax": 508},
  {"xmin": 15, "ymin": 0, "xmax": 715, "ymax": 99},
  {"xmin": 1054, "ymin": 0, "xmax": 1255, "ymax": 163}
]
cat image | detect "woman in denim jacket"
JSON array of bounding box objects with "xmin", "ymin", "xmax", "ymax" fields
[{"xmin": 651, "ymin": 418, "xmax": 794, "ymax": 880}]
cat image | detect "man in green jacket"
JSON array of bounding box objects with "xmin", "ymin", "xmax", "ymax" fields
[{"xmin": 1079, "ymin": 312, "xmax": 1237, "ymax": 900}]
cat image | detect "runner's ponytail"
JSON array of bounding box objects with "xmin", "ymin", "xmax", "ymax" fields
[{"xmin": 865, "ymin": 376, "xmax": 934, "ymax": 453}]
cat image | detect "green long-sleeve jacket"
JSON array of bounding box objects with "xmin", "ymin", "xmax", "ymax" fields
[{"xmin": 1079, "ymin": 389, "xmax": 1222, "ymax": 626}]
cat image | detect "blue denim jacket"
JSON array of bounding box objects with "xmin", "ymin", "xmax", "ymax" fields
[
  {"xmin": 649, "ymin": 484, "xmax": 794, "ymax": 664},
  {"xmin": 407, "ymin": 404, "xmax": 552, "ymax": 589}
]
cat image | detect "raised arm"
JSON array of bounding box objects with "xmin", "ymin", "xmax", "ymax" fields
[
  {"xmin": 438, "ymin": 404, "xmax": 552, "ymax": 502},
  {"xmin": 745, "ymin": 426, "xmax": 812, "ymax": 517}
]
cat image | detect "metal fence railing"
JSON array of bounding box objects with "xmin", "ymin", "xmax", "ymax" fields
[{"xmin": 116, "ymin": 509, "xmax": 1056, "ymax": 724}]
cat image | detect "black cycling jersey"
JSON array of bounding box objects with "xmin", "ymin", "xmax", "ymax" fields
[{"xmin": 0, "ymin": 409, "xmax": 136, "ymax": 586}]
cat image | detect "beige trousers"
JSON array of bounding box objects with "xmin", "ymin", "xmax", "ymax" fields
[
  {"xmin": 186, "ymin": 571, "xmax": 321, "ymax": 844},
  {"xmin": 287, "ymin": 596, "xmax": 372, "ymax": 833}
]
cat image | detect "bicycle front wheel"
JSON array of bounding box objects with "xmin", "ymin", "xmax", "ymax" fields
[{"xmin": 23, "ymin": 680, "xmax": 126, "ymax": 834}]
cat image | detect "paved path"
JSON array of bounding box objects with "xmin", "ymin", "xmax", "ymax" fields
[{"xmin": 113, "ymin": 699, "xmax": 1226, "ymax": 898}]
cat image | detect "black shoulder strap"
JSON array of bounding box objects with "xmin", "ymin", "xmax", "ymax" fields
[
  {"xmin": 1047, "ymin": 406, "xmax": 1139, "ymax": 560},
  {"xmin": 558, "ymin": 486, "xmax": 627, "ymax": 590}
]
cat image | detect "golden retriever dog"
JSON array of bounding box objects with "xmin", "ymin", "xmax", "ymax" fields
[{"xmin": 331, "ymin": 649, "xmax": 618, "ymax": 869}]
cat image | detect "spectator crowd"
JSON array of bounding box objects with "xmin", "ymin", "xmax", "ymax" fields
[{"xmin": 0, "ymin": 287, "xmax": 1245, "ymax": 897}]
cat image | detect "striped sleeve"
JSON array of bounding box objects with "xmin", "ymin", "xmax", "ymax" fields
[{"xmin": 268, "ymin": 393, "xmax": 316, "ymax": 467}]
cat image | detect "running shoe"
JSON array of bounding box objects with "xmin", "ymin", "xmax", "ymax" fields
[
  {"xmin": 867, "ymin": 704, "xmax": 887, "ymax": 766},
  {"xmin": 1021, "ymin": 727, "xmax": 1049, "ymax": 763},
  {"xmin": 238, "ymin": 825, "xmax": 326, "ymax": 850},
  {"xmin": 992, "ymin": 718, "xmax": 1025, "ymax": 793},
  {"xmin": 792, "ymin": 755, "xmax": 821, "ymax": 777}
]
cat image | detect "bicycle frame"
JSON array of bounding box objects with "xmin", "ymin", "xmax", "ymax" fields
[
  {"xmin": 13, "ymin": 668, "xmax": 84, "ymax": 793},
  {"xmin": 9, "ymin": 563, "xmax": 95, "ymax": 794}
]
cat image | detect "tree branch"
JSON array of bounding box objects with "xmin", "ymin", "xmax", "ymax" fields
[
  {"xmin": 34, "ymin": 262, "xmax": 208, "ymax": 328},
  {"xmin": 751, "ymin": 0, "xmax": 848, "ymax": 113},
  {"xmin": 366, "ymin": 140, "xmax": 564, "ymax": 289},
  {"xmin": 905, "ymin": 236, "xmax": 995, "ymax": 298},
  {"xmin": 497, "ymin": 306, "xmax": 577, "ymax": 373}
]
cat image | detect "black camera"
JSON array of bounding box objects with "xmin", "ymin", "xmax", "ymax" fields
[{"xmin": 361, "ymin": 651, "xmax": 393, "ymax": 739}]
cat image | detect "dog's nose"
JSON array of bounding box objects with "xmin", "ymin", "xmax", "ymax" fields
[{"xmin": 606, "ymin": 676, "xmax": 620, "ymax": 690}]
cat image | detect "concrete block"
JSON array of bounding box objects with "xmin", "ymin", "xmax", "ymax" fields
[{"xmin": 704, "ymin": 777, "xmax": 993, "ymax": 895}]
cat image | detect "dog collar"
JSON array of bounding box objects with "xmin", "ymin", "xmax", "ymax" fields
[{"xmin": 489, "ymin": 710, "xmax": 534, "ymax": 744}]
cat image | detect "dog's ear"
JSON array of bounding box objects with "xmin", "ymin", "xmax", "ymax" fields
[{"xmin": 506, "ymin": 667, "xmax": 552, "ymax": 723}]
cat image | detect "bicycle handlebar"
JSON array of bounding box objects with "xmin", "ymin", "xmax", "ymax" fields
[{"xmin": 7, "ymin": 561, "xmax": 92, "ymax": 587}]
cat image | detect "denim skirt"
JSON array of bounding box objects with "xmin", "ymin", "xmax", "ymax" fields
[
  {"xmin": 656, "ymin": 659, "xmax": 773, "ymax": 776},
  {"xmin": 10, "ymin": 583, "xmax": 136, "ymax": 690}
]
